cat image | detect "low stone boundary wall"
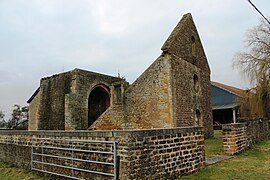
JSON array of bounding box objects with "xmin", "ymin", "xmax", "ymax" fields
[
  {"xmin": 238, "ymin": 118, "xmax": 270, "ymax": 146},
  {"xmin": 222, "ymin": 118, "xmax": 270, "ymax": 155},
  {"xmin": 222, "ymin": 123, "xmax": 247, "ymax": 155},
  {"xmin": 0, "ymin": 127, "xmax": 204, "ymax": 179}
]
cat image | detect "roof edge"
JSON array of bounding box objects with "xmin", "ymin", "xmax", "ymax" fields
[
  {"xmin": 27, "ymin": 87, "xmax": 40, "ymax": 103},
  {"xmin": 211, "ymin": 81, "xmax": 244, "ymax": 97}
]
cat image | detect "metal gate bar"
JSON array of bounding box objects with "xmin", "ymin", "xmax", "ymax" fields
[
  {"xmin": 31, "ymin": 138, "xmax": 118, "ymax": 180},
  {"xmin": 32, "ymin": 153, "xmax": 114, "ymax": 165}
]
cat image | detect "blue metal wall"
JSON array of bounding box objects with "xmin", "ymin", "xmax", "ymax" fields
[{"xmin": 211, "ymin": 85, "xmax": 237, "ymax": 106}]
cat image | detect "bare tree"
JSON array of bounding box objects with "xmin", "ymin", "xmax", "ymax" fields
[
  {"xmin": 234, "ymin": 19, "xmax": 270, "ymax": 83},
  {"xmin": 234, "ymin": 18, "xmax": 270, "ymax": 118}
]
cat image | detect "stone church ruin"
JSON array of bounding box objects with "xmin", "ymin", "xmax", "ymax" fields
[
  {"xmin": 27, "ymin": 13, "xmax": 213, "ymax": 138},
  {"xmin": 1, "ymin": 13, "xmax": 269, "ymax": 180},
  {"xmin": 0, "ymin": 13, "xmax": 216, "ymax": 179}
]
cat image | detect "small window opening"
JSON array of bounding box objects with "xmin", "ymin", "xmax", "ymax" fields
[
  {"xmin": 114, "ymin": 85, "xmax": 122, "ymax": 103},
  {"xmin": 193, "ymin": 74, "xmax": 199, "ymax": 92},
  {"xmin": 191, "ymin": 36, "xmax": 196, "ymax": 56},
  {"xmin": 195, "ymin": 109, "xmax": 201, "ymax": 126}
]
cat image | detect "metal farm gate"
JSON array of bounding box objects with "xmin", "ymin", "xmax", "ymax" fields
[{"xmin": 31, "ymin": 138, "xmax": 119, "ymax": 180}]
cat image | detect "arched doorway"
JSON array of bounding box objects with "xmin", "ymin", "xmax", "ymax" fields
[{"xmin": 88, "ymin": 85, "xmax": 110, "ymax": 128}]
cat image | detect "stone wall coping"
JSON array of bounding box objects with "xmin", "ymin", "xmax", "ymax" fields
[
  {"xmin": 222, "ymin": 123, "xmax": 246, "ymax": 130},
  {"xmin": 237, "ymin": 117, "xmax": 268, "ymax": 121},
  {"xmin": 237, "ymin": 118, "xmax": 270, "ymax": 124},
  {"xmin": 0, "ymin": 126, "xmax": 203, "ymax": 138}
]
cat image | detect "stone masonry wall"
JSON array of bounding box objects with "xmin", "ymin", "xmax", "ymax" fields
[
  {"xmin": 0, "ymin": 127, "xmax": 204, "ymax": 179},
  {"xmin": 92, "ymin": 104, "xmax": 126, "ymax": 130},
  {"xmin": 161, "ymin": 14, "xmax": 210, "ymax": 72},
  {"xmin": 170, "ymin": 57, "xmax": 198, "ymax": 127},
  {"xmin": 123, "ymin": 127, "xmax": 205, "ymax": 179},
  {"xmin": 29, "ymin": 68, "xmax": 124, "ymax": 130},
  {"xmin": 64, "ymin": 69, "xmax": 124, "ymax": 130},
  {"xmin": 237, "ymin": 118, "xmax": 270, "ymax": 146},
  {"xmin": 222, "ymin": 118, "xmax": 270, "ymax": 155},
  {"xmin": 92, "ymin": 82, "xmax": 129, "ymax": 130},
  {"xmin": 170, "ymin": 55, "xmax": 212, "ymax": 138},
  {"xmin": 28, "ymin": 89, "xmax": 40, "ymax": 130},
  {"xmin": 222, "ymin": 123, "xmax": 247, "ymax": 155},
  {"xmin": 162, "ymin": 13, "xmax": 213, "ymax": 138},
  {"xmin": 38, "ymin": 72, "xmax": 72, "ymax": 130},
  {"xmin": 125, "ymin": 54, "xmax": 173, "ymax": 129},
  {"xmin": 199, "ymin": 72, "xmax": 213, "ymax": 138}
]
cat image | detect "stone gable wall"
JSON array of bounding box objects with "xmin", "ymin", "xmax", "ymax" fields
[
  {"xmin": 164, "ymin": 13, "xmax": 212, "ymax": 138},
  {"xmin": 0, "ymin": 127, "xmax": 204, "ymax": 179},
  {"xmin": 162, "ymin": 13, "xmax": 210, "ymax": 73},
  {"xmin": 28, "ymin": 90, "xmax": 40, "ymax": 130},
  {"xmin": 124, "ymin": 54, "xmax": 173, "ymax": 129}
]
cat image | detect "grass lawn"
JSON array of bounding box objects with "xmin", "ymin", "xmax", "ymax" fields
[
  {"xmin": 181, "ymin": 140, "xmax": 270, "ymax": 180},
  {"xmin": 204, "ymin": 130, "xmax": 224, "ymax": 158},
  {"xmin": 0, "ymin": 163, "xmax": 44, "ymax": 180}
]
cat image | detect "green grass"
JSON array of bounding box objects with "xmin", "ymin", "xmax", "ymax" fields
[
  {"xmin": 181, "ymin": 140, "xmax": 270, "ymax": 180},
  {"xmin": 204, "ymin": 130, "xmax": 224, "ymax": 158},
  {"xmin": 0, "ymin": 163, "xmax": 45, "ymax": 180}
]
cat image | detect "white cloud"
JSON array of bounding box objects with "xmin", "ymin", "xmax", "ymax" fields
[{"xmin": 92, "ymin": 0, "xmax": 130, "ymax": 34}]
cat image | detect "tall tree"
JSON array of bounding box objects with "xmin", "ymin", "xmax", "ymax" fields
[
  {"xmin": 0, "ymin": 110, "xmax": 6, "ymax": 128},
  {"xmin": 234, "ymin": 18, "xmax": 270, "ymax": 118},
  {"xmin": 7, "ymin": 105, "xmax": 29, "ymax": 130}
]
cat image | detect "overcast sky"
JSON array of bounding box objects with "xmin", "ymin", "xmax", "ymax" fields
[{"xmin": 0, "ymin": 0, "xmax": 269, "ymax": 117}]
